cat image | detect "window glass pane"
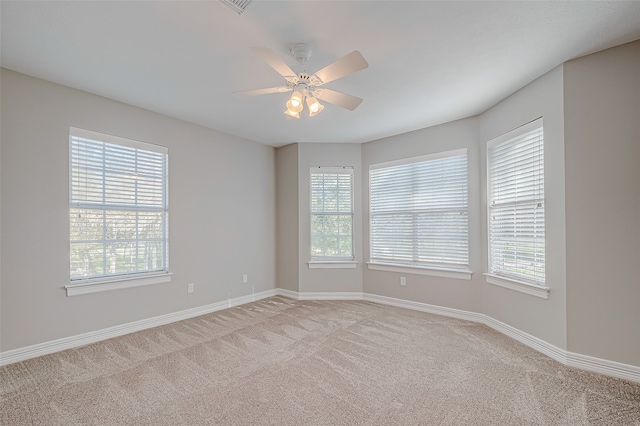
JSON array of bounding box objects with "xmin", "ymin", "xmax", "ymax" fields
[
  {"xmin": 324, "ymin": 215, "xmax": 338, "ymax": 235},
  {"xmin": 338, "ymin": 215, "xmax": 352, "ymax": 235},
  {"xmin": 138, "ymin": 211, "xmax": 164, "ymax": 238},
  {"xmin": 311, "ymin": 215, "xmax": 324, "ymax": 236},
  {"xmin": 70, "ymin": 209, "xmax": 104, "ymax": 242},
  {"xmin": 106, "ymin": 242, "xmax": 136, "ymax": 275},
  {"xmin": 324, "ymin": 237, "xmax": 339, "ymax": 257},
  {"xmin": 339, "ymin": 238, "xmax": 352, "ymax": 258},
  {"xmin": 311, "ymin": 236, "xmax": 324, "ymax": 257},
  {"xmin": 105, "ymin": 210, "xmax": 137, "ymax": 240},
  {"xmin": 138, "ymin": 240, "xmax": 165, "ymax": 272},
  {"xmin": 70, "ymin": 242, "xmax": 104, "ymax": 279}
]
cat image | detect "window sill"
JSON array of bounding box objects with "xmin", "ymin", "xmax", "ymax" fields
[
  {"xmin": 367, "ymin": 262, "xmax": 472, "ymax": 280},
  {"xmin": 484, "ymin": 273, "xmax": 549, "ymax": 299},
  {"xmin": 308, "ymin": 261, "xmax": 357, "ymax": 269},
  {"xmin": 66, "ymin": 272, "xmax": 173, "ymax": 296}
]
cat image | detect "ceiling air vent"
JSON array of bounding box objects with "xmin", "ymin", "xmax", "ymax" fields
[{"xmin": 219, "ymin": 0, "xmax": 252, "ymax": 14}]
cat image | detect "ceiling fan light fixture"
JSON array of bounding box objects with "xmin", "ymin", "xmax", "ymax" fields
[
  {"xmin": 288, "ymin": 91, "xmax": 303, "ymax": 108},
  {"xmin": 309, "ymin": 103, "xmax": 324, "ymax": 117},
  {"xmin": 306, "ymin": 97, "xmax": 324, "ymax": 116},
  {"xmin": 286, "ymin": 100, "xmax": 303, "ymax": 113},
  {"xmin": 284, "ymin": 108, "xmax": 300, "ymax": 119},
  {"xmin": 238, "ymin": 45, "xmax": 369, "ymax": 118}
]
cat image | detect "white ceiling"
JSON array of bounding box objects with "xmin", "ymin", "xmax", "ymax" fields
[{"xmin": 2, "ymin": 1, "xmax": 640, "ymax": 148}]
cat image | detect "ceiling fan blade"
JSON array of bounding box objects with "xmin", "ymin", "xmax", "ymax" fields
[
  {"xmin": 233, "ymin": 86, "xmax": 291, "ymax": 97},
  {"xmin": 251, "ymin": 47, "xmax": 297, "ymax": 78},
  {"xmin": 313, "ymin": 51, "xmax": 368, "ymax": 85},
  {"xmin": 315, "ymin": 88, "xmax": 363, "ymax": 111}
]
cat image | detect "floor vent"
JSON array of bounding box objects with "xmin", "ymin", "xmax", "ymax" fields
[{"xmin": 219, "ymin": 0, "xmax": 252, "ymax": 14}]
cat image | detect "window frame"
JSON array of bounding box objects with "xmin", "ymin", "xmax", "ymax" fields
[
  {"xmin": 66, "ymin": 127, "xmax": 171, "ymax": 296},
  {"xmin": 309, "ymin": 166, "xmax": 355, "ymax": 267},
  {"xmin": 368, "ymin": 149, "xmax": 471, "ymax": 279},
  {"xmin": 485, "ymin": 118, "xmax": 549, "ymax": 299}
]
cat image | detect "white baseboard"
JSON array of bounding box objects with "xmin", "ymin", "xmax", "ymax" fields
[
  {"xmin": 277, "ymin": 290, "xmax": 640, "ymax": 383},
  {"xmin": 566, "ymin": 351, "xmax": 640, "ymax": 383},
  {"xmin": 363, "ymin": 293, "xmax": 484, "ymax": 323},
  {"xmin": 275, "ymin": 288, "xmax": 299, "ymax": 300},
  {"xmin": 297, "ymin": 291, "xmax": 363, "ymax": 301},
  {"xmin": 0, "ymin": 289, "xmax": 279, "ymax": 367},
  {"xmin": 275, "ymin": 289, "xmax": 362, "ymax": 301},
  {"xmin": 229, "ymin": 289, "xmax": 279, "ymax": 307},
  {"xmin": 481, "ymin": 315, "xmax": 568, "ymax": 365},
  {"xmin": 2, "ymin": 288, "xmax": 639, "ymax": 383}
]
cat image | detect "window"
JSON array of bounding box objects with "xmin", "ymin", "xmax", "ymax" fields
[
  {"xmin": 310, "ymin": 167, "xmax": 354, "ymax": 263},
  {"xmin": 487, "ymin": 118, "xmax": 545, "ymax": 286},
  {"xmin": 369, "ymin": 149, "xmax": 469, "ymax": 275},
  {"xmin": 68, "ymin": 127, "xmax": 169, "ymax": 294}
]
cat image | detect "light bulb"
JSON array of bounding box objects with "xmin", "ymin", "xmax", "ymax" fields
[{"xmin": 286, "ymin": 99, "xmax": 303, "ymax": 113}]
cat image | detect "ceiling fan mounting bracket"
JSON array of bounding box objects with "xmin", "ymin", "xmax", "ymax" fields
[{"xmin": 290, "ymin": 43, "xmax": 312, "ymax": 65}]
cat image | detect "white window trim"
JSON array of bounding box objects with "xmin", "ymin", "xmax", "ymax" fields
[
  {"xmin": 69, "ymin": 127, "xmax": 170, "ymax": 291},
  {"xmin": 367, "ymin": 262, "xmax": 472, "ymax": 280},
  {"xmin": 486, "ymin": 118, "xmax": 545, "ymax": 285},
  {"xmin": 484, "ymin": 273, "xmax": 549, "ymax": 299},
  {"xmin": 308, "ymin": 261, "xmax": 358, "ymax": 269},
  {"xmin": 65, "ymin": 272, "xmax": 173, "ymax": 296},
  {"xmin": 369, "ymin": 148, "xmax": 469, "ymax": 274},
  {"xmin": 70, "ymin": 127, "xmax": 168, "ymax": 155},
  {"xmin": 310, "ymin": 166, "xmax": 355, "ymax": 262}
]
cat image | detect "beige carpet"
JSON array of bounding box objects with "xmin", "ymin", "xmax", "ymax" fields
[{"xmin": 1, "ymin": 296, "xmax": 639, "ymax": 425}]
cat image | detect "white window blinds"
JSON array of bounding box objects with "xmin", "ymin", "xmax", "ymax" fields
[
  {"xmin": 310, "ymin": 167, "xmax": 354, "ymax": 261},
  {"xmin": 69, "ymin": 127, "xmax": 169, "ymax": 281},
  {"xmin": 488, "ymin": 119, "xmax": 545, "ymax": 284},
  {"xmin": 370, "ymin": 149, "xmax": 469, "ymax": 270}
]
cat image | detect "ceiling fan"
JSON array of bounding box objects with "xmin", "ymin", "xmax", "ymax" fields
[{"xmin": 233, "ymin": 43, "xmax": 368, "ymax": 118}]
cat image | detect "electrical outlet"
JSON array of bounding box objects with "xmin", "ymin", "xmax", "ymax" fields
[
  {"xmin": 242, "ymin": 274, "xmax": 248, "ymax": 284},
  {"xmin": 187, "ymin": 283, "xmax": 195, "ymax": 293},
  {"xmin": 400, "ymin": 277, "xmax": 406, "ymax": 286}
]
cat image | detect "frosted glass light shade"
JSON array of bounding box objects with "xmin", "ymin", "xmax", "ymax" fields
[
  {"xmin": 284, "ymin": 108, "xmax": 300, "ymax": 118},
  {"xmin": 306, "ymin": 97, "xmax": 324, "ymax": 116}
]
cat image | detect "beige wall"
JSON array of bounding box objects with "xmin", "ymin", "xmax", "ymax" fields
[
  {"xmin": 362, "ymin": 117, "xmax": 483, "ymax": 312},
  {"xmin": 0, "ymin": 69, "xmax": 276, "ymax": 352},
  {"xmin": 564, "ymin": 40, "xmax": 640, "ymax": 366},
  {"xmin": 275, "ymin": 143, "xmax": 299, "ymax": 292},
  {"xmin": 479, "ymin": 65, "xmax": 567, "ymax": 350}
]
